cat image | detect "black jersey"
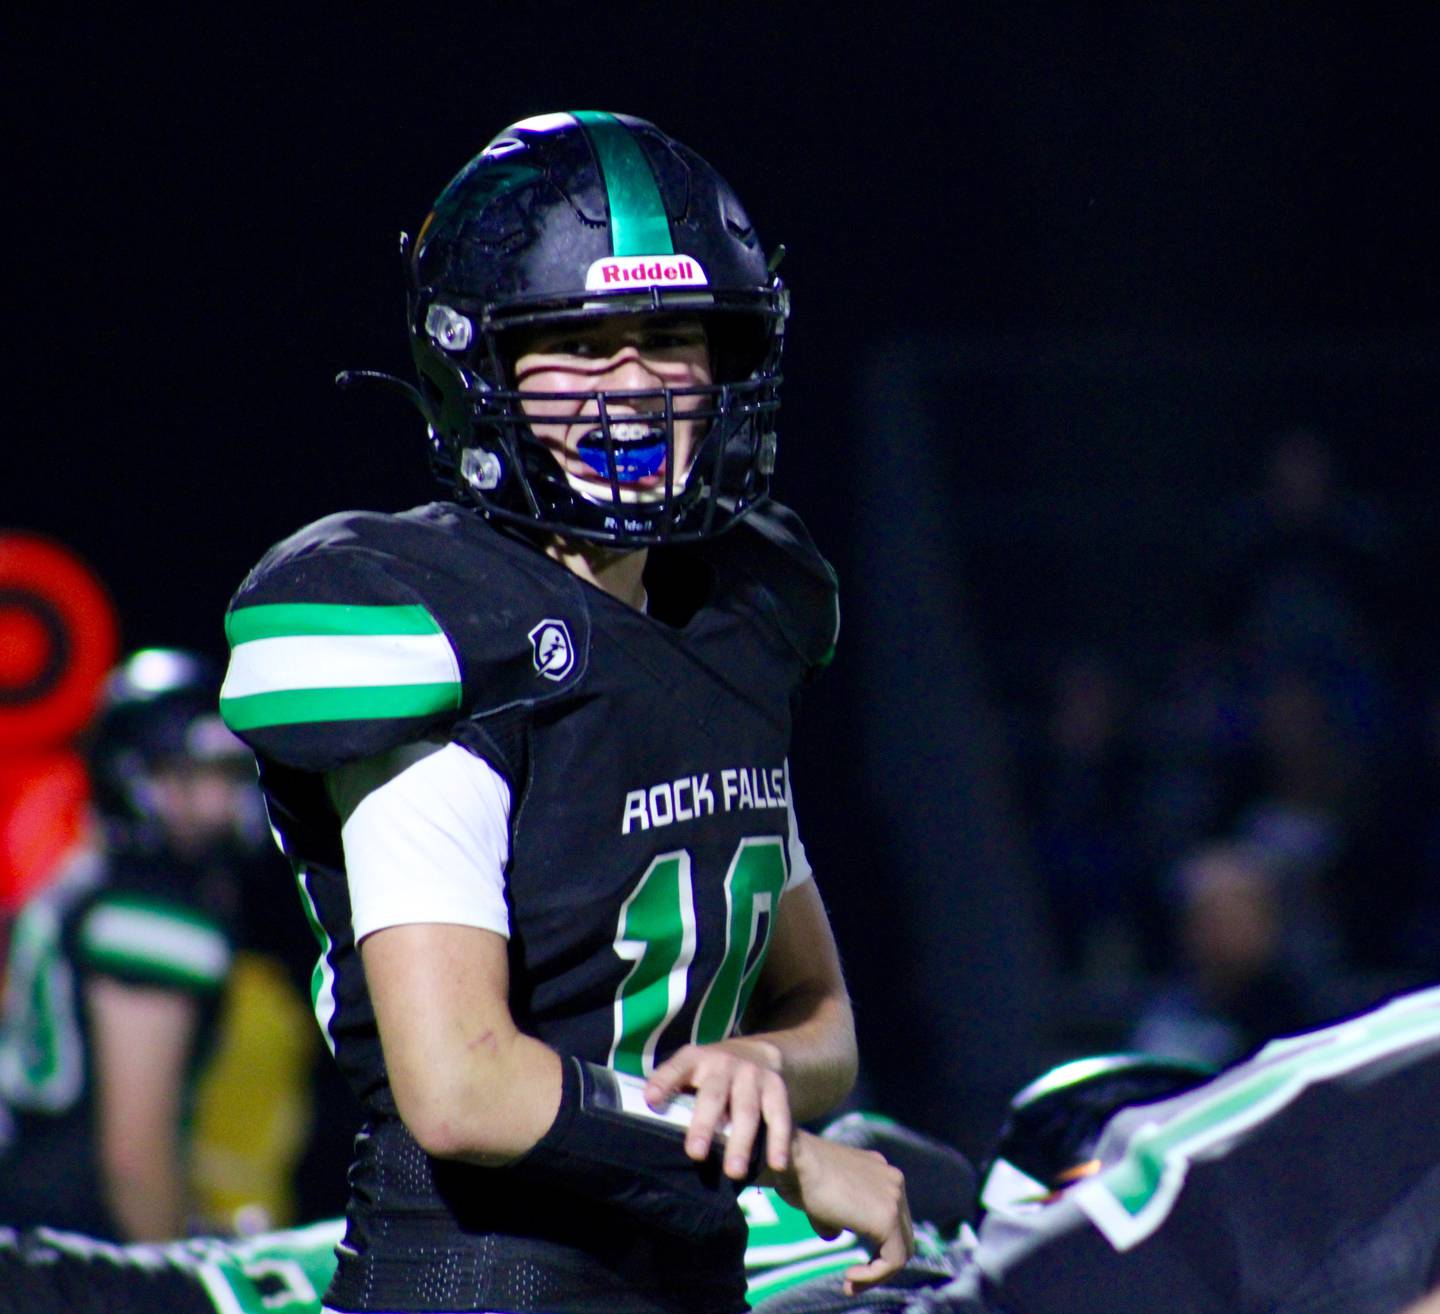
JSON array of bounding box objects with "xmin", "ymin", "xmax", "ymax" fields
[
  {"xmin": 0, "ymin": 842, "xmax": 239, "ymax": 1239},
  {"xmin": 219, "ymin": 499, "xmax": 838, "ymax": 1313}
]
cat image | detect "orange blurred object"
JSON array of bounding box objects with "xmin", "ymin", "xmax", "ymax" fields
[
  {"xmin": 0, "ymin": 752, "xmax": 93, "ymax": 912},
  {"xmin": 0, "ymin": 533, "xmax": 118, "ymax": 911},
  {"xmin": 0, "ymin": 533, "xmax": 119, "ymax": 752}
]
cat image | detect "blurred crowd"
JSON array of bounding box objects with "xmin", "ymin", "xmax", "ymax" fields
[{"xmin": 1015, "ymin": 427, "xmax": 1439, "ymax": 1066}]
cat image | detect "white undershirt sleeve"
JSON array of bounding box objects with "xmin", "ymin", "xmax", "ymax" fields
[
  {"xmin": 784, "ymin": 759, "xmax": 814, "ymax": 891},
  {"xmin": 335, "ymin": 742, "xmax": 512, "ymax": 943}
]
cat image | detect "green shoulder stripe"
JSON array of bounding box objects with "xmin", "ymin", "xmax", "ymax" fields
[
  {"xmin": 221, "ymin": 601, "xmax": 462, "ymax": 733},
  {"xmin": 221, "ymin": 683, "xmax": 460, "ymax": 732},
  {"xmin": 226, "ymin": 602, "xmax": 442, "ymax": 646}
]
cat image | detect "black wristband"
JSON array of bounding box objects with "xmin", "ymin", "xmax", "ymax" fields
[
  {"xmin": 583, "ymin": 1060, "xmax": 769, "ymax": 1182},
  {"xmin": 508, "ymin": 1056, "xmax": 747, "ymax": 1243}
]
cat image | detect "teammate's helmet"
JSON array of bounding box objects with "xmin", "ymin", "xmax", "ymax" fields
[
  {"xmin": 979, "ymin": 1054, "xmax": 1215, "ymax": 1213},
  {"xmin": 87, "ymin": 648, "xmax": 249, "ymax": 842},
  {"xmin": 406, "ymin": 110, "xmax": 788, "ymax": 546}
]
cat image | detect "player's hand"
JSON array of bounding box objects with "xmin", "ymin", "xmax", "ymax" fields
[
  {"xmin": 765, "ymin": 1130, "xmax": 914, "ymax": 1295},
  {"xmin": 644, "ymin": 1038, "xmax": 792, "ymax": 1181}
]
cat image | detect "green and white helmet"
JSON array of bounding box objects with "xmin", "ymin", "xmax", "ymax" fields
[{"xmin": 405, "ymin": 110, "xmax": 789, "ymax": 546}]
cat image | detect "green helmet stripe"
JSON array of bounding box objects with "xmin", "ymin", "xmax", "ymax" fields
[{"xmin": 572, "ymin": 110, "xmax": 674, "ymax": 257}]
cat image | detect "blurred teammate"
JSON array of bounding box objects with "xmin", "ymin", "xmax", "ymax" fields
[
  {"xmin": 0, "ymin": 649, "xmax": 252, "ymax": 1240},
  {"xmin": 218, "ymin": 111, "xmax": 910, "ymax": 1313}
]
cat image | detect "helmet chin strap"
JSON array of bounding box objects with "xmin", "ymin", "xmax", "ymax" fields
[{"xmin": 335, "ymin": 368, "xmax": 435, "ymax": 426}]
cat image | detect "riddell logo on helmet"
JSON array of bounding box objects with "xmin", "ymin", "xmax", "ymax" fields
[{"xmin": 584, "ymin": 256, "xmax": 709, "ymax": 291}]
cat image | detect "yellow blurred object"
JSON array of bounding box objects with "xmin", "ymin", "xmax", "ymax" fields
[{"xmin": 189, "ymin": 950, "xmax": 316, "ymax": 1233}]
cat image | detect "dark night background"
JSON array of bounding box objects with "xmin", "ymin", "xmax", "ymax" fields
[{"xmin": 10, "ymin": 8, "xmax": 1440, "ymax": 1155}]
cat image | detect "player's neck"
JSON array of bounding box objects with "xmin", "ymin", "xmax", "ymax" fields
[{"xmin": 546, "ymin": 538, "xmax": 649, "ymax": 610}]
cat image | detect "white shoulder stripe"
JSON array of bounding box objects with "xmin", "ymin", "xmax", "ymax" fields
[
  {"xmin": 82, "ymin": 906, "xmax": 231, "ymax": 983},
  {"xmin": 222, "ymin": 632, "xmax": 460, "ymax": 699}
]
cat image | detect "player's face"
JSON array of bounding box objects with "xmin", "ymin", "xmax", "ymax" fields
[
  {"xmin": 145, "ymin": 759, "xmax": 253, "ymax": 857},
  {"xmin": 512, "ymin": 316, "xmax": 712, "ymax": 506}
]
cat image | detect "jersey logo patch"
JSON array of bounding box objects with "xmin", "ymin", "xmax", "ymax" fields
[{"xmin": 528, "ymin": 619, "xmax": 575, "ymax": 681}]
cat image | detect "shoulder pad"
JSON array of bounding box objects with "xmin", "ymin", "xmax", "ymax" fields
[
  {"xmin": 702, "ymin": 501, "xmax": 839, "ymax": 671},
  {"xmin": 221, "ymin": 505, "xmax": 590, "ymax": 772},
  {"xmin": 78, "ymin": 874, "xmax": 232, "ymax": 993}
]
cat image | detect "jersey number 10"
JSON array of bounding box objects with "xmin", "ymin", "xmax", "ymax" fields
[{"xmin": 609, "ymin": 836, "xmax": 787, "ymax": 1077}]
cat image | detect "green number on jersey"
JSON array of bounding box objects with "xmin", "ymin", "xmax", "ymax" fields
[
  {"xmin": 610, "ymin": 851, "xmax": 697, "ymax": 1076},
  {"xmin": 0, "ymin": 898, "xmax": 86, "ymax": 1112},
  {"xmin": 694, "ymin": 837, "xmax": 787, "ymax": 1045},
  {"xmin": 609, "ymin": 836, "xmax": 788, "ymax": 1076}
]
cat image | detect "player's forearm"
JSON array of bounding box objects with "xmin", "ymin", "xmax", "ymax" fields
[
  {"xmin": 742, "ymin": 983, "xmax": 857, "ymax": 1121},
  {"xmin": 393, "ymin": 1028, "xmax": 564, "ymax": 1166},
  {"xmin": 741, "ymin": 878, "xmax": 857, "ymax": 1121},
  {"xmin": 88, "ymin": 979, "xmax": 199, "ymax": 1240},
  {"xmin": 363, "ymin": 923, "xmax": 565, "ymax": 1165},
  {"xmin": 102, "ymin": 1138, "xmax": 188, "ymax": 1241},
  {"xmin": 759, "ymin": 1128, "xmax": 914, "ymax": 1293}
]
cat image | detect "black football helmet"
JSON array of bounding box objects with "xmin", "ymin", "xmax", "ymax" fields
[
  {"xmin": 978, "ymin": 1053, "xmax": 1216, "ymax": 1213},
  {"xmin": 403, "ymin": 110, "xmax": 788, "ymax": 546},
  {"xmin": 87, "ymin": 649, "xmax": 250, "ymax": 846}
]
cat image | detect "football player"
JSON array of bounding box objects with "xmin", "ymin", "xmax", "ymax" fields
[
  {"xmin": 0, "ymin": 649, "xmax": 251, "ymax": 1241},
  {"xmin": 219, "ymin": 111, "xmax": 911, "ymax": 1313}
]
